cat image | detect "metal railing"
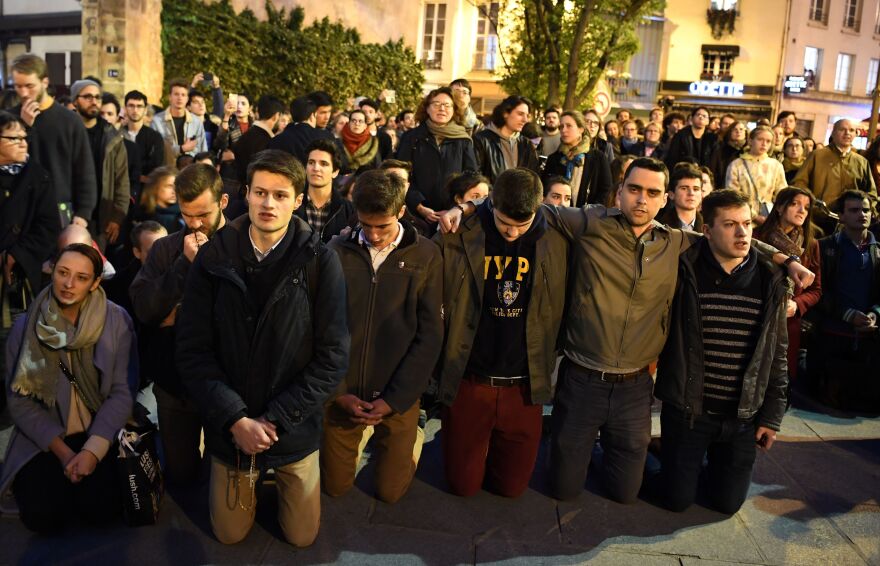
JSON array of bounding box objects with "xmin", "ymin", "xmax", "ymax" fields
[{"xmin": 608, "ymin": 79, "xmax": 659, "ymax": 104}]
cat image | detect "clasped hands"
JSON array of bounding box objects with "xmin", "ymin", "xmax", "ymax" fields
[{"xmin": 335, "ymin": 394, "xmax": 393, "ymax": 426}]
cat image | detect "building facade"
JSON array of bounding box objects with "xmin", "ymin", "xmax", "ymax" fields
[{"xmin": 777, "ymin": 0, "xmax": 880, "ymax": 147}]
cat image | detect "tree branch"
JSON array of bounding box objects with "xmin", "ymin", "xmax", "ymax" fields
[{"xmin": 562, "ymin": 0, "xmax": 595, "ymax": 109}]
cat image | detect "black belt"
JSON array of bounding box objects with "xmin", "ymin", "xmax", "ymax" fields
[
  {"xmin": 467, "ymin": 374, "xmax": 529, "ymax": 387},
  {"xmin": 576, "ymin": 364, "xmax": 648, "ymax": 383}
]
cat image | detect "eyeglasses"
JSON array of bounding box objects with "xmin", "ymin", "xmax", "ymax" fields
[
  {"xmin": 77, "ymin": 94, "xmax": 101, "ymax": 101},
  {"xmin": 349, "ymin": 119, "xmax": 365, "ymax": 125},
  {"xmin": 0, "ymin": 136, "xmax": 27, "ymax": 145},
  {"xmin": 584, "ymin": 119, "xmax": 601, "ymax": 126},
  {"xmin": 430, "ymin": 102, "xmax": 454, "ymax": 110}
]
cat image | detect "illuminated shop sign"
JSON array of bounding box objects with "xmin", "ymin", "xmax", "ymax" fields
[
  {"xmin": 783, "ymin": 75, "xmax": 808, "ymax": 94},
  {"xmin": 688, "ymin": 81, "xmax": 745, "ymax": 97}
]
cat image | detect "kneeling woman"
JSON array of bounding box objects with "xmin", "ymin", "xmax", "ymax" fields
[{"xmin": 0, "ymin": 243, "xmax": 135, "ymax": 533}]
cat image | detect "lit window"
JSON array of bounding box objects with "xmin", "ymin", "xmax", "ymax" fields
[
  {"xmin": 710, "ymin": 0, "xmax": 737, "ymax": 9},
  {"xmin": 834, "ymin": 53, "xmax": 854, "ymax": 92},
  {"xmin": 809, "ymin": 0, "xmax": 829, "ymax": 24},
  {"xmin": 868, "ymin": 59, "xmax": 879, "ymax": 96},
  {"xmin": 843, "ymin": 0, "xmax": 861, "ymax": 30},
  {"xmin": 422, "ymin": 3, "xmax": 447, "ymax": 70},
  {"xmin": 804, "ymin": 46, "xmax": 823, "ymax": 86},
  {"xmin": 473, "ymin": 1, "xmax": 500, "ymax": 71}
]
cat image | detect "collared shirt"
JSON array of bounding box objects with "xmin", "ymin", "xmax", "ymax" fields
[
  {"xmin": 249, "ymin": 225, "xmax": 287, "ymax": 262},
  {"xmin": 304, "ymin": 198, "xmax": 331, "ymax": 236},
  {"xmin": 359, "ymin": 222, "xmax": 404, "ymax": 271},
  {"xmin": 678, "ymin": 214, "xmax": 696, "ymax": 232}
]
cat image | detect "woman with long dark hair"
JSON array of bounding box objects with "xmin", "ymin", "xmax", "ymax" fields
[
  {"xmin": 708, "ymin": 120, "xmax": 747, "ymax": 189},
  {"xmin": 754, "ymin": 187, "xmax": 822, "ymax": 382},
  {"xmin": 542, "ymin": 110, "xmax": 612, "ymax": 207},
  {"xmin": 134, "ymin": 165, "xmax": 181, "ymax": 234}
]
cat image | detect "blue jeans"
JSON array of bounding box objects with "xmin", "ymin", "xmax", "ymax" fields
[
  {"xmin": 550, "ymin": 358, "xmax": 654, "ymax": 503},
  {"xmin": 659, "ymin": 404, "xmax": 757, "ymax": 514}
]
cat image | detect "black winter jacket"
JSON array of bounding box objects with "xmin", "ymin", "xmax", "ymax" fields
[
  {"xmin": 472, "ymin": 128, "xmax": 539, "ymax": 184},
  {"xmin": 176, "ymin": 215, "xmax": 349, "ymax": 469},
  {"xmin": 655, "ymin": 243, "xmax": 790, "ymax": 431},
  {"xmin": 664, "ymin": 126, "xmax": 718, "ymax": 170},
  {"xmin": 542, "ymin": 148, "xmax": 612, "ymax": 207},
  {"xmin": 0, "ymin": 162, "xmax": 59, "ymax": 291},
  {"xmin": 294, "ymin": 189, "xmax": 356, "ymax": 243},
  {"xmin": 396, "ymin": 123, "xmax": 478, "ymax": 212},
  {"xmin": 266, "ymin": 122, "xmax": 335, "ymax": 166}
]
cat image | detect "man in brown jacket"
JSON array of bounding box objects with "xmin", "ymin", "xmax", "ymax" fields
[{"xmin": 322, "ymin": 170, "xmax": 443, "ymax": 503}]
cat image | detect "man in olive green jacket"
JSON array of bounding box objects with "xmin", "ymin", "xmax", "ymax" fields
[{"xmin": 435, "ymin": 168, "xmax": 569, "ymax": 498}]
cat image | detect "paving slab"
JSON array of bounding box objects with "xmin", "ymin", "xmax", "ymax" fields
[
  {"xmin": 475, "ymin": 540, "xmax": 679, "ymax": 565},
  {"xmin": 788, "ymin": 407, "xmax": 880, "ymax": 440}
]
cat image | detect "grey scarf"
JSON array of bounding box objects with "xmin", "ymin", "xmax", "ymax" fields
[{"xmin": 10, "ymin": 284, "xmax": 107, "ymax": 412}]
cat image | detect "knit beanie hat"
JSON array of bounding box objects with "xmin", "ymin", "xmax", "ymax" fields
[{"xmin": 70, "ymin": 79, "xmax": 100, "ymax": 99}]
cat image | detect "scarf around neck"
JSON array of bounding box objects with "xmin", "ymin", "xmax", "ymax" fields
[
  {"xmin": 426, "ymin": 119, "xmax": 470, "ymax": 143},
  {"xmin": 341, "ymin": 123, "xmax": 372, "ymax": 156},
  {"xmin": 341, "ymin": 125, "xmax": 379, "ymax": 170},
  {"xmin": 763, "ymin": 225, "xmax": 805, "ymax": 257},
  {"xmin": 558, "ymin": 138, "xmax": 591, "ymax": 181},
  {"xmin": 10, "ymin": 284, "xmax": 107, "ymax": 413},
  {"xmin": 0, "ymin": 154, "xmax": 29, "ymax": 176}
]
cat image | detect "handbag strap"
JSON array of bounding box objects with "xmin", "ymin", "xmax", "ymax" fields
[{"xmin": 1, "ymin": 252, "xmax": 10, "ymax": 329}]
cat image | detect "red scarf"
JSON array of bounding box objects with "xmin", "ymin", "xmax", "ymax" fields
[{"xmin": 341, "ymin": 123, "xmax": 371, "ymax": 156}]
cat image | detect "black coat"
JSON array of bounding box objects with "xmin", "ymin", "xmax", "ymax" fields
[
  {"xmin": 624, "ymin": 142, "xmax": 665, "ymax": 161},
  {"xmin": 542, "ymin": 148, "xmax": 612, "ymax": 207},
  {"xmin": 396, "ymin": 123, "xmax": 478, "ymax": 212},
  {"xmin": 176, "ymin": 215, "xmax": 349, "ymax": 469},
  {"xmin": 664, "ymin": 126, "xmax": 718, "ymax": 170},
  {"xmin": 266, "ymin": 122, "xmax": 335, "ymax": 166},
  {"xmin": 294, "ymin": 188, "xmax": 356, "ymax": 243},
  {"xmin": 655, "ymin": 243, "xmax": 789, "ymax": 430},
  {"xmin": 709, "ymin": 142, "xmax": 745, "ymax": 189},
  {"xmin": 0, "ymin": 162, "xmax": 60, "ymax": 290},
  {"xmin": 472, "ymin": 128, "xmax": 539, "ymax": 184}
]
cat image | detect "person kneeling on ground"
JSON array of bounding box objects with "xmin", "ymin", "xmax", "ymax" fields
[{"xmin": 322, "ymin": 169, "xmax": 443, "ymax": 503}]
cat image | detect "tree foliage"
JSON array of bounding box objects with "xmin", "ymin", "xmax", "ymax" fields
[
  {"xmin": 498, "ymin": 0, "xmax": 665, "ymax": 110},
  {"xmin": 161, "ymin": 0, "xmax": 425, "ymax": 113}
]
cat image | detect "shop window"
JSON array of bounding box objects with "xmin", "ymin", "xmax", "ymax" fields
[
  {"xmin": 809, "ymin": 0, "xmax": 829, "ymax": 24},
  {"xmin": 868, "ymin": 59, "xmax": 879, "ymax": 96},
  {"xmin": 422, "ymin": 3, "xmax": 447, "ymax": 70},
  {"xmin": 843, "ymin": 0, "xmax": 862, "ymax": 31},
  {"xmin": 803, "ymin": 46, "xmax": 823, "ymax": 87},
  {"xmin": 834, "ymin": 53, "xmax": 854, "ymax": 93},
  {"xmin": 473, "ymin": 1, "xmax": 499, "ymax": 71}
]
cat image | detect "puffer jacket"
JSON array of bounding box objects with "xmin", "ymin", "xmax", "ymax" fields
[
  {"xmin": 655, "ymin": 243, "xmax": 790, "ymax": 430},
  {"xmin": 176, "ymin": 214, "xmax": 349, "ymax": 469}
]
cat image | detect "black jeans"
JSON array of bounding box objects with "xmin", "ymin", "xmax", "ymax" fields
[
  {"xmin": 154, "ymin": 384, "xmax": 203, "ymax": 485},
  {"xmin": 12, "ymin": 433, "xmax": 121, "ymax": 533},
  {"xmin": 550, "ymin": 358, "xmax": 654, "ymax": 503},
  {"xmin": 659, "ymin": 404, "xmax": 757, "ymax": 514}
]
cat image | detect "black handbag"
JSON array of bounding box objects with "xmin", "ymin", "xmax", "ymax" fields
[{"xmin": 116, "ymin": 404, "xmax": 164, "ymax": 526}]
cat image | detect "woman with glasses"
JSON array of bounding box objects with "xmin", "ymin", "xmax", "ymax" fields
[
  {"xmin": 541, "ymin": 110, "xmax": 612, "ymax": 207},
  {"xmin": 663, "ymin": 106, "xmax": 718, "ymax": 170},
  {"xmin": 336, "ymin": 109, "xmax": 381, "ymax": 175},
  {"xmin": 396, "ymin": 87, "xmax": 477, "ymax": 224},
  {"xmin": 582, "ymin": 109, "xmax": 616, "ymax": 165},
  {"xmin": 0, "ymin": 111, "xmax": 60, "ymax": 413}
]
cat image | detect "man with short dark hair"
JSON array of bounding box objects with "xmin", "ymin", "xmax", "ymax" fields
[
  {"xmin": 656, "ymin": 189, "xmax": 789, "ymax": 514},
  {"xmin": 176, "ymin": 150, "xmax": 349, "ymax": 546},
  {"xmin": 616, "ymin": 109, "xmax": 632, "ymax": 124},
  {"xmin": 71, "ymin": 79, "xmax": 130, "ymax": 251},
  {"xmin": 776, "ymin": 111, "xmax": 798, "ymax": 139},
  {"xmin": 658, "ymin": 163, "xmax": 704, "ymax": 230},
  {"xmin": 473, "ymin": 95, "xmax": 539, "ymax": 183},
  {"xmin": 267, "ymin": 95, "xmax": 334, "ymax": 166},
  {"xmin": 123, "ymin": 90, "xmax": 166, "ymax": 188},
  {"xmin": 359, "ymin": 98, "xmax": 393, "ymax": 160},
  {"xmin": 436, "ymin": 168, "xmax": 569, "ymax": 498},
  {"xmin": 322, "ymin": 170, "xmax": 442, "ymax": 503},
  {"xmin": 307, "ymin": 91, "xmax": 334, "ymax": 130},
  {"xmin": 100, "ymin": 94, "xmax": 121, "ymax": 129},
  {"xmin": 150, "ymin": 78, "xmax": 207, "ymax": 157},
  {"xmin": 11, "ymin": 53, "xmax": 97, "ymax": 228},
  {"xmin": 541, "ymin": 107, "xmax": 562, "ymax": 156},
  {"xmin": 297, "ymin": 138, "xmax": 354, "ymax": 242},
  {"xmin": 809, "ymin": 190, "xmax": 880, "ymax": 410},
  {"xmin": 234, "ymin": 95, "xmax": 285, "ymax": 184},
  {"xmin": 396, "ymin": 109, "xmax": 416, "ymax": 135},
  {"xmin": 619, "ymin": 120, "xmax": 641, "ymax": 156},
  {"xmin": 450, "ymin": 78, "xmax": 481, "ymax": 136},
  {"xmin": 130, "ymin": 163, "xmax": 229, "ymax": 486}
]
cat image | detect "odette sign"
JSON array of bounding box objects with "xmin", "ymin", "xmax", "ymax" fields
[
  {"xmin": 783, "ymin": 75, "xmax": 808, "ymax": 94},
  {"xmin": 688, "ymin": 81, "xmax": 745, "ymax": 97}
]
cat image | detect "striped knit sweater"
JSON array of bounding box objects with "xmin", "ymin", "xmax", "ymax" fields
[{"xmin": 696, "ymin": 245, "xmax": 765, "ymax": 416}]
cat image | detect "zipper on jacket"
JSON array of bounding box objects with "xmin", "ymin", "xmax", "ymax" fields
[
  {"xmin": 616, "ymin": 239, "xmax": 645, "ymax": 365},
  {"xmin": 354, "ymin": 244, "xmax": 380, "ymax": 401}
]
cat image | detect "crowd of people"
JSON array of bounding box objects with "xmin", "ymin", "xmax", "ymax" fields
[{"xmin": 0, "ymin": 52, "xmax": 878, "ymax": 546}]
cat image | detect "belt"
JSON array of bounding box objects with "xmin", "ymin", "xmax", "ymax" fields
[
  {"xmin": 467, "ymin": 374, "xmax": 529, "ymax": 387},
  {"xmin": 577, "ymin": 365, "xmax": 648, "ymax": 383}
]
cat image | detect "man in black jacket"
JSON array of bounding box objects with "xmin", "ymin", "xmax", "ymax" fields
[
  {"xmin": 297, "ymin": 138, "xmax": 355, "ymax": 242},
  {"xmin": 129, "ymin": 163, "xmax": 229, "ymax": 485},
  {"xmin": 655, "ymin": 189, "xmax": 789, "ymax": 514},
  {"xmin": 473, "ymin": 96, "xmax": 539, "ymax": 184},
  {"xmin": 267, "ymin": 96, "xmax": 334, "ymax": 166},
  {"xmin": 664, "ymin": 107, "xmax": 717, "ymax": 170},
  {"xmin": 122, "ymin": 90, "xmax": 166, "ymax": 189},
  {"xmin": 176, "ymin": 150, "xmax": 348, "ymax": 547},
  {"xmin": 233, "ymin": 95, "xmax": 284, "ymax": 185},
  {"xmin": 323, "ymin": 170, "xmax": 442, "ymax": 503},
  {"xmin": 656, "ymin": 163, "xmax": 704, "ymax": 230}
]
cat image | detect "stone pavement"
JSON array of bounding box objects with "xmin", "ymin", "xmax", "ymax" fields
[{"xmin": 1, "ymin": 391, "xmax": 878, "ymax": 566}]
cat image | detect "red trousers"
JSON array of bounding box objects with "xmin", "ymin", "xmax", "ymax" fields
[{"xmin": 441, "ymin": 377, "xmax": 543, "ymax": 498}]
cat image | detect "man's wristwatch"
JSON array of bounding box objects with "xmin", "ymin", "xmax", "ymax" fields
[{"xmin": 783, "ymin": 254, "xmax": 800, "ymax": 267}]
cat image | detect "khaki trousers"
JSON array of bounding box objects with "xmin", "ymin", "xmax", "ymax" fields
[
  {"xmin": 321, "ymin": 401, "xmax": 423, "ymax": 503},
  {"xmin": 209, "ymin": 451, "xmax": 321, "ymax": 547}
]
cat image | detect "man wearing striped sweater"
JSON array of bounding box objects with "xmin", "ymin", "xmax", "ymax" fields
[{"xmin": 655, "ymin": 189, "xmax": 790, "ymax": 514}]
